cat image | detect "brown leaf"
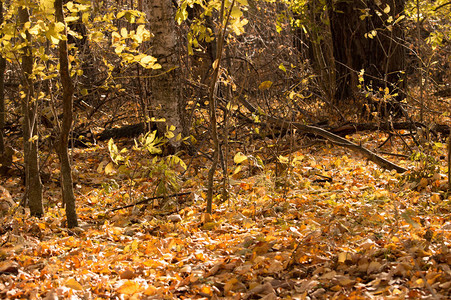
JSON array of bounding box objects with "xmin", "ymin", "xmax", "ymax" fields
[
  {"xmin": 43, "ymin": 289, "xmax": 58, "ymax": 300},
  {"xmin": 120, "ymin": 268, "xmax": 136, "ymax": 279},
  {"xmin": 247, "ymin": 282, "xmax": 274, "ymax": 296},
  {"xmin": 168, "ymin": 214, "xmax": 182, "ymax": 222},
  {"xmin": 0, "ymin": 261, "xmax": 19, "ymax": 274},
  {"xmin": 367, "ymin": 261, "xmax": 382, "ymax": 274}
]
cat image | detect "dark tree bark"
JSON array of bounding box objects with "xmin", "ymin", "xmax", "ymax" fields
[
  {"xmin": 0, "ymin": 1, "xmax": 6, "ymax": 156},
  {"xmin": 293, "ymin": 0, "xmax": 336, "ymax": 102},
  {"xmin": 55, "ymin": 0, "xmax": 78, "ymax": 228},
  {"xmin": 19, "ymin": 6, "xmax": 43, "ymax": 217},
  {"xmin": 326, "ymin": 0, "xmax": 406, "ymax": 102}
]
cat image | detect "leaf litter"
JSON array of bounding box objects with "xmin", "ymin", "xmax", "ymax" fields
[{"xmin": 0, "ymin": 132, "xmax": 450, "ymax": 299}]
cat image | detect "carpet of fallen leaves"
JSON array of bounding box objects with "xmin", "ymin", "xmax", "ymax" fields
[{"xmin": 1, "ymin": 131, "xmax": 450, "ymax": 299}]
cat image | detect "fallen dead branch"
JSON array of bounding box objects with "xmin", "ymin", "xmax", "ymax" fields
[
  {"xmin": 238, "ymin": 98, "xmax": 408, "ymax": 173},
  {"xmin": 109, "ymin": 192, "xmax": 191, "ymax": 212},
  {"xmin": 330, "ymin": 122, "xmax": 450, "ymax": 137}
]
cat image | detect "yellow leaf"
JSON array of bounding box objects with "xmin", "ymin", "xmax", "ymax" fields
[
  {"xmin": 165, "ymin": 131, "xmax": 175, "ymax": 139},
  {"xmin": 279, "ymin": 63, "xmax": 286, "ymax": 72},
  {"xmin": 233, "ymin": 165, "xmax": 242, "ymax": 174},
  {"xmin": 383, "ymin": 4, "xmax": 390, "ymax": 14},
  {"xmin": 120, "ymin": 27, "xmax": 128, "ymax": 38},
  {"xmin": 278, "ymin": 155, "xmax": 289, "ymax": 164},
  {"xmin": 230, "ymin": 6, "xmax": 243, "ymax": 19},
  {"xmin": 97, "ymin": 160, "xmax": 107, "ymax": 173},
  {"xmin": 65, "ymin": 15, "xmax": 79, "ymax": 23},
  {"xmin": 111, "ymin": 31, "xmax": 121, "ymax": 44},
  {"xmin": 65, "ymin": 278, "xmax": 83, "ymax": 290},
  {"xmin": 140, "ymin": 55, "xmax": 157, "ymax": 66},
  {"xmin": 117, "ymin": 280, "xmax": 140, "ymax": 295},
  {"xmin": 212, "ymin": 59, "xmax": 219, "ymax": 70},
  {"xmin": 105, "ymin": 162, "xmax": 115, "ymax": 175},
  {"xmin": 144, "ymin": 285, "xmax": 157, "ymax": 295},
  {"xmin": 234, "ymin": 152, "xmax": 248, "ymax": 164},
  {"xmin": 54, "ymin": 22, "xmax": 65, "ymax": 33},
  {"xmin": 258, "ymin": 80, "xmax": 272, "ymax": 90},
  {"xmin": 131, "ymin": 239, "xmax": 139, "ymax": 251}
]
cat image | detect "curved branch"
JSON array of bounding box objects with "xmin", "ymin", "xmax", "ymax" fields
[{"xmin": 239, "ymin": 97, "xmax": 408, "ymax": 173}]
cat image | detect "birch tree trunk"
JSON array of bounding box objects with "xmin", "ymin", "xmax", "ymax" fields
[
  {"xmin": 0, "ymin": 1, "xmax": 6, "ymax": 156},
  {"xmin": 144, "ymin": 0, "xmax": 184, "ymax": 150}
]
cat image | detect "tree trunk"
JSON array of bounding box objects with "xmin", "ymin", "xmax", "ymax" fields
[
  {"xmin": 294, "ymin": 0, "xmax": 336, "ymax": 102},
  {"xmin": 144, "ymin": 0, "xmax": 185, "ymax": 150},
  {"xmin": 19, "ymin": 6, "xmax": 43, "ymax": 217},
  {"xmin": 55, "ymin": 0, "xmax": 78, "ymax": 228},
  {"xmin": 0, "ymin": 1, "xmax": 6, "ymax": 156},
  {"xmin": 326, "ymin": 0, "xmax": 406, "ymax": 102}
]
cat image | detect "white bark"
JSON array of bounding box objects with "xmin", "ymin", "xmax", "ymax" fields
[{"xmin": 144, "ymin": 0, "xmax": 184, "ymax": 149}]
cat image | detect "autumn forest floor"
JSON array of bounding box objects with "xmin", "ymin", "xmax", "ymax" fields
[{"xmin": 1, "ymin": 98, "xmax": 451, "ymax": 299}]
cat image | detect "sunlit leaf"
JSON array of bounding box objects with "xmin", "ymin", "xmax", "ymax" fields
[
  {"xmin": 234, "ymin": 152, "xmax": 248, "ymax": 164},
  {"xmin": 116, "ymin": 280, "xmax": 140, "ymax": 295},
  {"xmin": 258, "ymin": 81, "xmax": 273, "ymax": 90},
  {"xmin": 65, "ymin": 278, "xmax": 83, "ymax": 290}
]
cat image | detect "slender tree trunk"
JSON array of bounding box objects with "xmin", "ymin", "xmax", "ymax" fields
[
  {"xmin": 206, "ymin": 0, "xmax": 235, "ymax": 214},
  {"xmin": 55, "ymin": 0, "xmax": 78, "ymax": 228},
  {"xmin": 0, "ymin": 1, "xmax": 6, "ymax": 155},
  {"xmin": 448, "ymin": 131, "xmax": 450, "ymax": 190},
  {"xmin": 144, "ymin": 0, "xmax": 184, "ymax": 150},
  {"xmin": 19, "ymin": 6, "xmax": 43, "ymax": 217}
]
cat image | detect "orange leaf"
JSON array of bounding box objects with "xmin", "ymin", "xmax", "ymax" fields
[
  {"xmin": 65, "ymin": 278, "xmax": 83, "ymax": 290},
  {"xmin": 116, "ymin": 280, "xmax": 140, "ymax": 295}
]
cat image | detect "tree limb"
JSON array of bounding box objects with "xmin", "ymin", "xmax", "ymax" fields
[
  {"xmin": 239, "ymin": 98, "xmax": 408, "ymax": 173},
  {"xmin": 109, "ymin": 192, "xmax": 191, "ymax": 212}
]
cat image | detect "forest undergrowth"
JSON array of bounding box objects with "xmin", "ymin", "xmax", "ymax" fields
[{"xmin": 0, "ymin": 97, "xmax": 450, "ymax": 299}]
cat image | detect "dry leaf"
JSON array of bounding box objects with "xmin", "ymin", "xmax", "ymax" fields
[
  {"xmin": 116, "ymin": 280, "xmax": 140, "ymax": 295},
  {"xmin": 65, "ymin": 278, "xmax": 83, "ymax": 290}
]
